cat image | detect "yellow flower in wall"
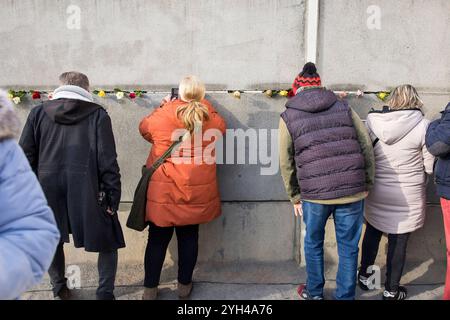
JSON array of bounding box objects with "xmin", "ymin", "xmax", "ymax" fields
[
  {"xmin": 377, "ymin": 92, "xmax": 389, "ymax": 101},
  {"xmin": 98, "ymin": 90, "xmax": 106, "ymax": 98},
  {"xmin": 7, "ymin": 93, "xmax": 14, "ymax": 100},
  {"xmin": 233, "ymin": 91, "xmax": 241, "ymax": 99},
  {"xmin": 279, "ymin": 90, "xmax": 289, "ymax": 97}
]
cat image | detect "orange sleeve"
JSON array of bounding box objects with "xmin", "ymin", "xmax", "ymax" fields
[{"xmin": 139, "ymin": 107, "xmax": 162, "ymax": 143}]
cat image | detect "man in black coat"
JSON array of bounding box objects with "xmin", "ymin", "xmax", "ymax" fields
[{"xmin": 20, "ymin": 72, "xmax": 125, "ymax": 300}]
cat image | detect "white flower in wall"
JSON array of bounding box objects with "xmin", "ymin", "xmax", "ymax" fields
[
  {"xmin": 116, "ymin": 91, "xmax": 125, "ymax": 100},
  {"xmin": 12, "ymin": 97, "xmax": 21, "ymax": 105}
]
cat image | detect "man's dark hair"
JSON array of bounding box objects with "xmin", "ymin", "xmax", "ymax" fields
[{"xmin": 59, "ymin": 71, "xmax": 90, "ymax": 91}]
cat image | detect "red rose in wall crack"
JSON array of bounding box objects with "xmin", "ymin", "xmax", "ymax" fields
[
  {"xmin": 129, "ymin": 92, "xmax": 137, "ymax": 99},
  {"xmin": 31, "ymin": 91, "xmax": 41, "ymax": 100}
]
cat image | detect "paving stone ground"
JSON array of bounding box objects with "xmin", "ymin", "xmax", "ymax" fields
[{"xmin": 21, "ymin": 260, "xmax": 446, "ymax": 300}]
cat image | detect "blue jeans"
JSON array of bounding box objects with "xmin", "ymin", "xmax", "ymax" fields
[{"xmin": 302, "ymin": 200, "xmax": 364, "ymax": 300}]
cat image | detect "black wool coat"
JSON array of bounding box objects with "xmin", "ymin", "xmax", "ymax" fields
[{"xmin": 19, "ymin": 99, "xmax": 125, "ymax": 252}]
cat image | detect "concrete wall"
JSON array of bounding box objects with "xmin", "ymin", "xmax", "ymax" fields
[
  {"xmin": 2, "ymin": 0, "xmax": 450, "ymax": 269},
  {"xmin": 318, "ymin": 0, "xmax": 450, "ymax": 92},
  {"xmin": 13, "ymin": 91, "xmax": 449, "ymax": 266},
  {"xmin": 0, "ymin": 0, "xmax": 305, "ymax": 90},
  {"xmin": 13, "ymin": 92, "xmax": 450, "ymax": 205}
]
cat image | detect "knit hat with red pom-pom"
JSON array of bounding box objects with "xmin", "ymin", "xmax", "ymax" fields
[{"xmin": 291, "ymin": 62, "xmax": 322, "ymax": 96}]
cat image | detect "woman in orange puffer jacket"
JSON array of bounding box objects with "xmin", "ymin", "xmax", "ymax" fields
[{"xmin": 139, "ymin": 76, "xmax": 226, "ymax": 300}]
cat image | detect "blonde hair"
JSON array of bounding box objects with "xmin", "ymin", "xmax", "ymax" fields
[
  {"xmin": 387, "ymin": 84, "xmax": 424, "ymax": 110},
  {"xmin": 176, "ymin": 76, "xmax": 209, "ymax": 134}
]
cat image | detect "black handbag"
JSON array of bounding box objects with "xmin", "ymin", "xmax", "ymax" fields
[{"xmin": 126, "ymin": 137, "xmax": 182, "ymax": 231}]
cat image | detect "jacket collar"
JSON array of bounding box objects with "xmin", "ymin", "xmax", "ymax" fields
[
  {"xmin": 286, "ymin": 87, "xmax": 337, "ymax": 113},
  {"xmin": 295, "ymin": 85, "xmax": 323, "ymax": 95},
  {"xmin": 369, "ymin": 105, "xmax": 424, "ymax": 115}
]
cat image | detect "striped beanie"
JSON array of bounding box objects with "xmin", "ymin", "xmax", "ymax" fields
[{"xmin": 290, "ymin": 62, "xmax": 322, "ymax": 96}]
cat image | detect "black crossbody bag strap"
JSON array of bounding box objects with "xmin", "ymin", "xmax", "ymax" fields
[
  {"xmin": 372, "ymin": 138, "xmax": 380, "ymax": 148},
  {"xmin": 368, "ymin": 126, "xmax": 380, "ymax": 148},
  {"xmin": 151, "ymin": 136, "xmax": 183, "ymax": 170}
]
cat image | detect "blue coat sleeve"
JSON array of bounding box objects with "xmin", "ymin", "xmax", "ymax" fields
[
  {"xmin": 426, "ymin": 105, "xmax": 450, "ymax": 157},
  {"xmin": 0, "ymin": 140, "xmax": 60, "ymax": 299}
]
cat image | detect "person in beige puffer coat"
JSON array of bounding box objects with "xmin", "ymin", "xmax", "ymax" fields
[{"xmin": 358, "ymin": 85, "xmax": 434, "ymax": 300}]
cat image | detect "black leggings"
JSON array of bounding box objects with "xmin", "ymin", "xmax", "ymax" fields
[
  {"xmin": 144, "ymin": 222, "xmax": 199, "ymax": 288},
  {"xmin": 360, "ymin": 222, "xmax": 411, "ymax": 292}
]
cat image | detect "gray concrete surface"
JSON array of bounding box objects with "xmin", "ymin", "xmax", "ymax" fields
[
  {"xmin": 34, "ymin": 204, "xmax": 297, "ymax": 265},
  {"xmin": 318, "ymin": 0, "xmax": 450, "ymax": 92},
  {"xmin": 3, "ymin": 0, "xmax": 450, "ymax": 91},
  {"xmin": 13, "ymin": 92, "xmax": 450, "ymax": 203},
  {"xmin": 0, "ymin": 0, "xmax": 305, "ymax": 90},
  {"xmin": 22, "ymin": 282, "xmax": 445, "ymax": 300}
]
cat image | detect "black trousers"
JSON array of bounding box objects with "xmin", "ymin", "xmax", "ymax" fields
[
  {"xmin": 144, "ymin": 222, "xmax": 199, "ymax": 288},
  {"xmin": 48, "ymin": 242, "xmax": 118, "ymax": 300},
  {"xmin": 360, "ymin": 223, "xmax": 411, "ymax": 292}
]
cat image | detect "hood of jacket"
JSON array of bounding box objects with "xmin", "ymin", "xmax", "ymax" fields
[
  {"xmin": 367, "ymin": 107, "xmax": 424, "ymax": 145},
  {"xmin": 44, "ymin": 99, "xmax": 103, "ymax": 125},
  {"xmin": 443, "ymin": 102, "xmax": 450, "ymax": 114},
  {"xmin": 0, "ymin": 91, "xmax": 21, "ymax": 141},
  {"xmin": 285, "ymin": 87, "xmax": 338, "ymax": 113},
  {"xmin": 44, "ymin": 85, "xmax": 101, "ymax": 125}
]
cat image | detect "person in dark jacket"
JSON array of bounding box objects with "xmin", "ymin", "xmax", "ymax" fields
[
  {"xmin": 425, "ymin": 102, "xmax": 450, "ymax": 300},
  {"xmin": 19, "ymin": 72, "xmax": 125, "ymax": 300},
  {"xmin": 279, "ymin": 62, "xmax": 375, "ymax": 300}
]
